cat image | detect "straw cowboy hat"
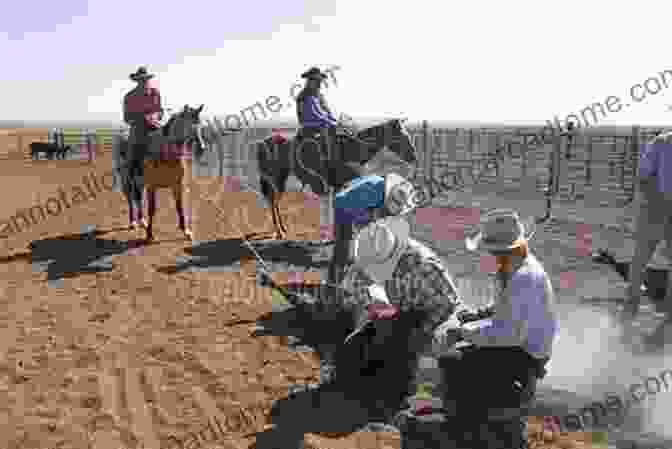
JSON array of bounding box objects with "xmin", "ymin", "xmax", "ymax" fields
[
  {"xmin": 352, "ymin": 216, "xmax": 411, "ymax": 283},
  {"xmin": 301, "ymin": 67, "xmax": 329, "ymax": 80},
  {"xmin": 385, "ymin": 173, "xmax": 419, "ymax": 216},
  {"xmin": 130, "ymin": 66, "xmax": 155, "ymax": 81},
  {"xmin": 465, "ymin": 208, "xmax": 536, "ymax": 252}
]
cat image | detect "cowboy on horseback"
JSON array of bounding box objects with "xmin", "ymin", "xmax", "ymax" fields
[
  {"xmin": 123, "ymin": 66, "xmax": 163, "ymax": 229},
  {"xmin": 295, "ymin": 66, "xmax": 358, "ymax": 160}
]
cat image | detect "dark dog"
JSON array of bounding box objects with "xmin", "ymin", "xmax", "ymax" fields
[{"xmin": 592, "ymin": 248, "xmax": 669, "ymax": 304}]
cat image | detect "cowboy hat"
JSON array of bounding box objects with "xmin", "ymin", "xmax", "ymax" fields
[
  {"xmin": 301, "ymin": 67, "xmax": 329, "ymax": 80},
  {"xmin": 352, "ymin": 216, "xmax": 411, "ymax": 283},
  {"xmin": 130, "ymin": 66, "xmax": 155, "ymax": 81},
  {"xmin": 465, "ymin": 208, "xmax": 536, "ymax": 252},
  {"xmin": 385, "ymin": 173, "xmax": 419, "ymax": 216}
]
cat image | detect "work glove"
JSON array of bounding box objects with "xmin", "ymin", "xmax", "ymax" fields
[
  {"xmin": 432, "ymin": 315, "xmax": 464, "ymax": 348},
  {"xmin": 456, "ymin": 304, "xmax": 495, "ymax": 324}
]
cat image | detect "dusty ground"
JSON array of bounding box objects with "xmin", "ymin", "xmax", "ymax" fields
[{"xmin": 0, "ymin": 149, "xmax": 671, "ymax": 449}]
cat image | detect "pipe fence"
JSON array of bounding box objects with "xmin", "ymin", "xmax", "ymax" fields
[{"xmin": 0, "ymin": 123, "xmax": 666, "ymax": 213}]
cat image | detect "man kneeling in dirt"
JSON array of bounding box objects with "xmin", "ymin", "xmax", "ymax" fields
[{"xmin": 424, "ymin": 208, "xmax": 559, "ymax": 449}]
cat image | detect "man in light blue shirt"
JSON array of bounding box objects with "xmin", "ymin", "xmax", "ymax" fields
[
  {"xmin": 625, "ymin": 131, "xmax": 672, "ymax": 343},
  {"xmin": 432, "ymin": 208, "xmax": 558, "ymax": 449}
]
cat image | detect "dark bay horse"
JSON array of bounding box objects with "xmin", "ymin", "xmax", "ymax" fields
[
  {"xmin": 254, "ymin": 119, "xmax": 418, "ymax": 283},
  {"xmin": 114, "ymin": 104, "xmax": 209, "ymax": 242}
]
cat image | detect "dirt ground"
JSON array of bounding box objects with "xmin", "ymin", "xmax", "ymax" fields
[{"xmin": 0, "ymin": 150, "xmax": 668, "ymax": 449}]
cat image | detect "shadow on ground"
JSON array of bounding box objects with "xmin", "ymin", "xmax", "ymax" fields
[
  {"xmin": 251, "ymin": 284, "xmax": 392, "ymax": 447},
  {"xmin": 157, "ymin": 239, "xmax": 331, "ymax": 274},
  {"xmin": 11, "ymin": 229, "xmax": 157, "ymax": 281}
]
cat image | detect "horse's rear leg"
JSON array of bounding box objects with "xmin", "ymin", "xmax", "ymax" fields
[
  {"xmin": 250, "ymin": 176, "xmax": 283, "ymax": 240},
  {"xmin": 272, "ymin": 191, "xmax": 290, "ymax": 239},
  {"xmin": 261, "ymin": 176, "xmax": 288, "ymax": 240},
  {"xmin": 127, "ymin": 194, "xmax": 135, "ymax": 229},
  {"xmin": 145, "ymin": 188, "xmax": 157, "ymax": 242},
  {"xmin": 173, "ymin": 185, "xmax": 192, "ymax": 240}
]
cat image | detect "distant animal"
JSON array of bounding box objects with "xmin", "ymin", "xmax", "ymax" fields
[
  {"xmin": 592, "ymin": 248, "xmax": 669, "ymax": 306},
  {"xmin": 30, "ymin": 142, "xmax": 72, "ymax": 160}
]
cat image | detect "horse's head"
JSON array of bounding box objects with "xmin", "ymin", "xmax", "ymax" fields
[
  {"xmin": 357, "ymin": 118, "xmax": 418, "ymax": 166},
  {"xmin": 388, "ymin": 118, "xmax": 418, "ymax": 165},
  {"xmin": 167, "ymin": 104, "xmax": 208, "ymax": 154}
]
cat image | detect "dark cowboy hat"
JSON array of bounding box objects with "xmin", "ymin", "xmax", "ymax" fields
[
  {"xmin": 301, "ymin": 67, "xmax": 329, "ymax": 80},
  {"xmin": 130, "ymin": 66, "xmax": 155, "ymax": 81}
]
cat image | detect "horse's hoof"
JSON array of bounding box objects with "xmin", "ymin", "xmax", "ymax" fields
[{"xmin": 273, "ymin": 229, "xmax": 288, "ymax": 240}]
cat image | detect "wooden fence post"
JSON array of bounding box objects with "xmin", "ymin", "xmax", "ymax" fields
[
  {"xmin": 552, "ymin": 127, "xmax": 562, "ymax": 195},
  {"xmin": 422, "ymin": 120, "xmax": 430, "ymax": 180},
  {"xmin": 630, "ymin": 125, "xmax": 640, "ymax": 203},
  {"xmin": 585, "ymin": 136, "xmax": 592, "ymax": 186}
]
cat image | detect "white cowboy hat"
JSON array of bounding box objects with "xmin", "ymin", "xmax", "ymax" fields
[
  {"xmin": 351, "ymin": 216, "xmax": 411, "ymax": 283},
  {"xmin": 465, "ymin": 208, "xmax": 536, "ymax": 252},
  {"xmin": 385, "ymin": 173, "xmax": 419, "ymax": 216}
]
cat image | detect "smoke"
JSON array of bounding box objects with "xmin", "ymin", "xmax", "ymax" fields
[{"xmin": 544, "ymin": 300, "xmax": 672, "ymax": 437}]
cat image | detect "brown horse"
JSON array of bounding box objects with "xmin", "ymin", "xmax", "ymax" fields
[{"xmin": 114, "ymin": 104, "xmax": 209, "ymax": 242}]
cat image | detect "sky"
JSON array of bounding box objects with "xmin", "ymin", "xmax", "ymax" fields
[{"xmin": 2, "ymin": 0, "xmax": 672, "ymax": 126}]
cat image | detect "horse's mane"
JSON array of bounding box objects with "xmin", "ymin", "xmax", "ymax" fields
[
  {"xmin": 162, "ymin": 113, "xmax": 178, "ymax": 137},
  {"xmin": 651, "ymin": 129, "xmax": 672, "ymax": 144}
]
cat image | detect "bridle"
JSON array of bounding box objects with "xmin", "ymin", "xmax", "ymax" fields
[{"xmin": 167, "ymin": 111, "xmax": 205, "ymax": 149}]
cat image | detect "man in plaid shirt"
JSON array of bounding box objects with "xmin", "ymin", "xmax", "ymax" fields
[{"xmin": 324, "ymin": 174, "xmax": 494, "ymax": 423}]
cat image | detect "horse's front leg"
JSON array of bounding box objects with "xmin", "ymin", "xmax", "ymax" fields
[
  {"xmin": 328, "ymin": 220, "xmax": 354, "ymax": 286},
  {"xmin": 126, "ymin": 189, "xmax": 135, "ymax": 230},
  {"xmin": 145, "ymin": 188, "xmax": 156, "ymax": 242},
  {"xmin": 173, "ymin": 184, "xmax": 192, "ymax": 240}
]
